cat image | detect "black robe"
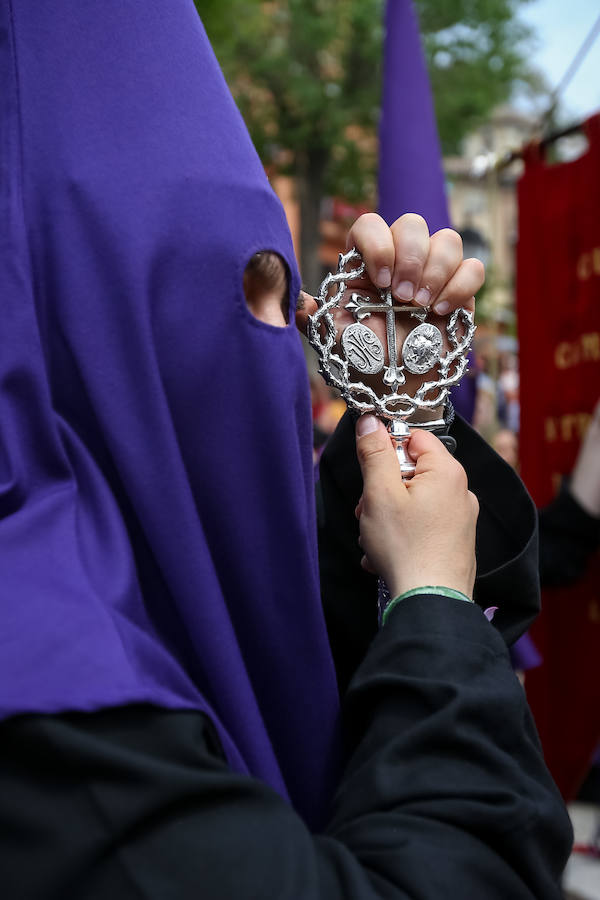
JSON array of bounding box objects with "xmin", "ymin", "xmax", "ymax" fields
[{"xmin": 0, "ymin": 416, "xmax": 573, "ymax": 898}]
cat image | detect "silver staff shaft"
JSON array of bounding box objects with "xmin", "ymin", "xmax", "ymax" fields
[
  {"xmin": 377, "ymin": 419, "xmax": 415, "ymax": 624},
  {"xmin": 388, "ymin": 419, "xmax": 416, "ymax": 480}
]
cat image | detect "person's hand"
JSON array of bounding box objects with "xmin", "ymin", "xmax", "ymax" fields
[
  {"xmin": 339, "ymin": 210, "xmax": 483, "ymax": 312},
  {"xmin": 297, "ymin": 212, "xmax": 485, "ymax": 317},
  {"xmin": 354, "ymin": 415, "xmax": 478, "ymax": 600},
  {"xmin": 570, "ymin": 400, "xmax": 600, "ymax": 518}
]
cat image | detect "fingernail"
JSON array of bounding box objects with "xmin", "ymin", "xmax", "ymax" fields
[
  {"xmin": 433, "ymin": 300, "xmax": 450, "ymax": 315},
  {"xmin": 375, "ymin": 267, "xmax": 391, "ymax": 288},
  {"xmin": 414, "ymin": 287, "xmax": 431, "ymax": 306},
  {"xmin": 394, "ymin": 280, "xmax": 414, "ymax": 301},
  {"xmin": 356, "ymin": 414, "xmax": 379, "ymax": 436}
]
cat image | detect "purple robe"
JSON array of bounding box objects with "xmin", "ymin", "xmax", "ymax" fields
[{"xmin": 0, "ymin": 0, "xmax": 340, "ymax": 828}]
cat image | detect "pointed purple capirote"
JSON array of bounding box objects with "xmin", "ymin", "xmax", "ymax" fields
[
  {"xmin": 378, "ymin": 1, "xmax": 476, "ymax": 421},
  {"xmin": 378, "ymin": 0, "xmax": 450, "ymax": 231}
]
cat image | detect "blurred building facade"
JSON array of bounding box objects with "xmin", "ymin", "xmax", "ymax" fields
[{"xmin": 445, "ymin": 105, "xmax": 532, "ymax": 323}]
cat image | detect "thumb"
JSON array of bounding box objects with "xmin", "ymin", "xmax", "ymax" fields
[
  {"xmin": 355, "ymin": 415, "xmax": 405, "ymax": 494},
  {"xmin": 407, "ymin": 429, "xmax": 450, "ymax": 472}
]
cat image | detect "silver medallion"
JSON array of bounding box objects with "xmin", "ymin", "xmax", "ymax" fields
[
  {"xmin": 402, "ymin": 322, "xmax": 443, "ymax": 375},
  {"xmin": 341, "ymin": 322, "xmax": 385, "ymax": 375}
]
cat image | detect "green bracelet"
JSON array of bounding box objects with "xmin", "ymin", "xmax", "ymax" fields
[{"xmin": 382, "ymin": 585, "xmax": 474, "ymax": 627}]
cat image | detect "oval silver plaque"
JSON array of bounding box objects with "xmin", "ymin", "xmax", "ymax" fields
[
  {"xmin": 402, "ymin": 323, "xmax": 443, "ymax": 375},
  {"xmin": 341, "ymin": 322, "xmax": 385, "ymax": 375}
]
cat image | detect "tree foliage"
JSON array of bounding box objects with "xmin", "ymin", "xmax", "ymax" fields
[
  {"xmin": 417, "ymin": 0, "xmax": 537, "ymax": 152},
  {"xmin": 200, "ymin": 0, "xmax": 384, "ymax": 200},
  {"xmin": 198, "ymin": 0, "xmax": 538, "ymax": 281}
]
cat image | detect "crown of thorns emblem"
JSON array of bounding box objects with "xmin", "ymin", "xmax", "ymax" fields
[{"xmin": 307, "ymin": 248, "xmax": 476, "ymax": 422}]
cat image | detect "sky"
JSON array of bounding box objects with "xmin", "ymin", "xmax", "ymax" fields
[{"xmin": 518, "ymin": 0, "xmax": 600, "ymax": 122}]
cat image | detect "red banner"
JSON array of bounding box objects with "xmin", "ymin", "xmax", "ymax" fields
[{"xmin": 517, "ymin": 114, "xmax": 600, "ymax": 801}]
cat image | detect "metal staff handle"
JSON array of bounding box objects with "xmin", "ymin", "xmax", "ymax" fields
[
  {"xmin": 389, "ymin": 419, "xmax": 416, "ymax": 480},
  {"xmin": 377, "ymin": 420, "xmax": 416, "ymax": 623}
]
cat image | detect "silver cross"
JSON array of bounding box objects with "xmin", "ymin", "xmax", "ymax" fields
[{"xmin": 345, "ymin": 291, "xmax": 428, "ymax": 389}]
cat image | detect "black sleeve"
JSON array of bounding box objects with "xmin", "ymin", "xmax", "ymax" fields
[
  {"xmin": 318, "ymin": 411, "xmax": 541, "ymax": 695},
  {"xmin": 0, "ymin": 597, "xmax": 571, "ymax": 900},
  {"xmin": 538, "ymin": 481, "xmax": 600, "ymax": 586}
]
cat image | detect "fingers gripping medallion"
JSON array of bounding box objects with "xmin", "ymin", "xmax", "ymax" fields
[{"xmin": 307, "ymin": 248, "xmax": 476, "ymax": 424}]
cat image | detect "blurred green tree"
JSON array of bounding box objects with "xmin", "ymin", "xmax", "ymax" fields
[{"xmin": 199, "ymin": 0, "xmax": 537, "ymax": 288}]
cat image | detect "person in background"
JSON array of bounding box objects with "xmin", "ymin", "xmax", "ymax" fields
[
  {"xmin": 492, "ymin": 400, "xmax": 600, "ymax": 863},
  {"xmin": 492, "ymin": 427, "xmax": 519, "ymax": 470},
  {"xmin": 539, "ymin": 400, "xmax": 600, "ymax": 865},
  {"xmin": 497, "ymin": 352, "xmax": 520, "ymax": 434},
  {"xmin": 539, "ymin": 399, "xmax": 600, "ymax": 587}
]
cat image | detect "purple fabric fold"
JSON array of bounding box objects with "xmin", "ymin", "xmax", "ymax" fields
[{"xmin": 510, "ymin": 633, "xmax": 543, "ymax": 672}]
